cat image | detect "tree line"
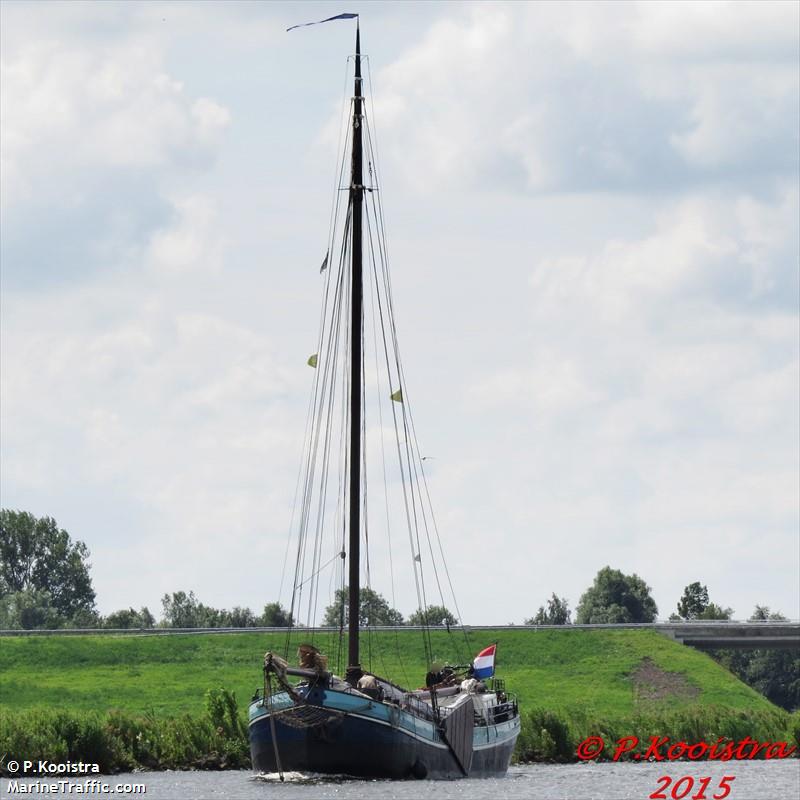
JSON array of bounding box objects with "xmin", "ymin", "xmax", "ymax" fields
[
  {"xmin": 0, "ymin": 511, "xmax": 456, "ymax": 631},
  {"xmin": 522, "ymin": 572, "xmax": 798, "ymax": 712},
  {"xmin": 2, "ymin": 510, "xmax": 797, "ymax": 711}
]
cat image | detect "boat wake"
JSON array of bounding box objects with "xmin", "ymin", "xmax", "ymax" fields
[{"xmin": 252, "ymin": 771, "xmax": 372, "ymax": 785}]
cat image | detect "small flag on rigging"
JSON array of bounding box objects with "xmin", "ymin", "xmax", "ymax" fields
[
  {"xmin": 307, "ymin": 354, "xmax": 318, "ymax": 368},
  {"xmin": 472, "ymin": 644, "xmax": 496, "ymax": 680},
  {"xmin": 320, "ymin": 252, "xmax": 329, "ymax": 273},
  {"xmin": 390, "ymin": 389, "xmax": 403, "ymax": 403}
]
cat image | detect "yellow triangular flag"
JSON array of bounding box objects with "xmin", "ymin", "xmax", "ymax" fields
[
  {"xmin": 307, "ymin": 353, "xmax": 318, "ymax": 368},
  {"xmin": 390, "ymin": 389, "xmax": 403, "ymax": 403}
]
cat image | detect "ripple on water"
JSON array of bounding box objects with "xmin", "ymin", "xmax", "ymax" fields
[{"xmin": 5, "ymin": 761, "xmax": 798, "ymax": 799}]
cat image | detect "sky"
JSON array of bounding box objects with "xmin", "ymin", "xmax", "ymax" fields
[{"xmin": 1, "ymin": 0, "xmax": 798, "ymax": 625}]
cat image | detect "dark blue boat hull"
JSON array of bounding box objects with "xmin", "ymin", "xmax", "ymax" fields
[{"xmin": 249, "ymin": 687, "xmax": 519, "ymax": 780}]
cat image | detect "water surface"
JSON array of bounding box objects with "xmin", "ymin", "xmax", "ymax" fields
[{"xmin": 4, "ymin": 761, "xmax": 798, "ymax": 800}]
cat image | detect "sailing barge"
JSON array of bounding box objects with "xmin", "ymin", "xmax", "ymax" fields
[{"xmin": 248, "ymin": 17, "xmax": 520, "ymax": 780}]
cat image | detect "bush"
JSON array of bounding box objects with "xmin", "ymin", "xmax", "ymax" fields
[
  {"xmin": 513, "ymin": 705, "xmax": 796, "ymax": 764},
  {"xmin": 0, "ymin": 688, "xmax": 251, "ymax": 775}
]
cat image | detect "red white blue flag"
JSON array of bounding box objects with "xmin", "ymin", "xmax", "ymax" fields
[{"xmin": 473, "ymin": 644, "xmax": 496, "ymax": 679}]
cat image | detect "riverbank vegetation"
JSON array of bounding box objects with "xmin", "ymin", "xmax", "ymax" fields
[
  {"xmin": 1, "ymin": 628, "xmax": 796, "ymax": 772},
  {"xmin": 516, "ymin": 705, "xmax": 798, "ymax": 763},
  {"xmin": 1, "ymin": 698, "xmax": 796, "ymax": 775},
  {"xmin": 0, "ymin": 689, "xmax": 249, "ymax": 775}
]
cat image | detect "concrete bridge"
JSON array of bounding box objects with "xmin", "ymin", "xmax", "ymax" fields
[
  {"xmin": 481, "ymin": 621, "xmax": 800, "ymax": 650},
  {"xmin": 651, "ymin": 621, "xmax": 800, "ymax": 650},
  {"xmin": 2, "ymin": 621, "xmax": 798, "ymax": 649},
  {"xmin": 466, "ymin": 621, "xmax": 800, "ymax": 650}
]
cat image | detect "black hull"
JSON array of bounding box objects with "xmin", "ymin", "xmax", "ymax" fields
[{"xmin": 249, "ymin": 705, "xmax": 518, "ymax": 780}]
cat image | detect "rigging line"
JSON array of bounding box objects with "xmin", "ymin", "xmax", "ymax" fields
[
  {"xmin": 335, "ymin": 257, "xmax": 350, "ymax": 674},
  {"xmin": 363, "ymin": 195, "xmax": 431, "ymax": 668},
  {"xmin": 360, "ymin": 252, "xmax": 375, "ymax": 674},
  {"xmin": 360, "ymin": 285, "xmax": 370, "ymax": 597},
  {"xmin": 324, "ymin": 59, "xmax": 356, "ymax": 272},
  {"xmin": 332, "ymin": 228, "xmax": 352, "ymax": 659},
  {"xmin": 388, "ymin": 368, "xmax": 450, "ymax": 635},
  {"xmin": 418, "ymin": 459, "xmax": 472, "ymax": 655},
  {"xmin": 285, "ymin": 169, "xmax": 346, "ymax": 643},
  {"xmin": 369, "ymin": 181, "xmax": 468, "ymax": 659},
  {"xmin": 297, "ymin": 265, "xmax": 339, "ymax": 628},
  {"xmin": 323, "ymin": 216, "xmax": 352, "ymax": 637},
  {"xmin": 301, "ymin": 92, "xmax": 351, "ymax": 615},
  {"xmin": 402, "ymin": 414, "xmax": 467, "ymax": 662},
  {"xmin": 366, "ymin": 207, "xmax": 410, "ymax": 689},
  {"xmin": 365, "ymin": 188, "xmax": 426, "ymax": 582},
  {"xmin": 279, "ymin": 201, "xmax": 343, "ymax": 616},
  {"xmin": 365, "ymin": 195, "xmax": 434, "ymax": 666},
  {"xmin": 364, "ymin": 57, "xmax": 385, "ymax": 197},
  {"xmin": 308, "ymin": 217, "xmax": 352, "ymax": 630},
  {"xmin": 307, "ymin": 201, "xmax": 350, "ymax": 541},
  {"xmin": 361, "ymin": 105, "xmax": 412, "ymax": 669},
  {"xmin": 324, "ymin": 295, "xmax": 349, "ymax": 657},
  {"xmin": 298, "ymin": 214, "xmax": 349, "ymax": 633},
  {"xmin": 360, "ymin": 122, "xmax": 440, "ymax": 656},
  {"xmin": 294, "ymin": 548, "xmax": 346, "ymax": 591},
  {"xmin": 285, "ymin": 236, "xmax": 340, "ymax": 658},
  {"xmin": 277, "ymin": 331, "xmax": 320, "ymax": 609}
]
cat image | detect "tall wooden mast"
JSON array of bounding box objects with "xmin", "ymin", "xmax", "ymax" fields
[{"xmin": 346, "ymin": 23, "xmax": 364, "ymax": 681}]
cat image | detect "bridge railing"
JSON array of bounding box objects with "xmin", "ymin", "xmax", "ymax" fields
[{"xmin": 0, "ymin": 621, "xmax": 798, "ymax": 636}]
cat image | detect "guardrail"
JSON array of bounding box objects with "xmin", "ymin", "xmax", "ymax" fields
[{"xmin": 1, "ymin": 621, "xmax": 798, "ymax": 636}]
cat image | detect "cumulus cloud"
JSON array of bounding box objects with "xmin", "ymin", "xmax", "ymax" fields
[
  {"xmin": 1, "ymin": 1, "xmax": 797, "ymax": 622},
  {"xmin": 1, "ymin": 30, "xmax": 230, "ymax": 289},
  {"xmin": 372, "ymin": 1, "xmax": 799, "ymax": 193},
  {"xmin": 453, "ymin": 185, "xmax": 798, "ymax": 619}
]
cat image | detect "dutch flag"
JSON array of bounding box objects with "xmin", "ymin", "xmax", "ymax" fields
[{"xmin": 472, "ymin": 644, "xmax": 496, "ymax": 680}]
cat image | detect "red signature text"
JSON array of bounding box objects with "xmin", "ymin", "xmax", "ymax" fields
[
  {"xmin": 650, "ymin": 775, "xmax": 735, "ymax": 800},
  {"xmin": 576, "ymin": 734, "xmax": 797, "ymax": 762}
]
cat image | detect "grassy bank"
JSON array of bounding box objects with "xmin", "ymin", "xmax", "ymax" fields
[{"xmin": 1, "ymin": 628, "xmax": 796, "ymax": 771}]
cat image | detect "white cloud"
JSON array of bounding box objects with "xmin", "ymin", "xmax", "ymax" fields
[
  {"xmin": 1, "ymin": 1, "xmax": 797, "ymax": 624},
  {"xmin": 2, "ymin": 40, "xmax": 228, "ymax": 198},
  {"xmin": 370, "ymin": 1, "xmax": 798, "ymax": 192},
  {"xmin": 450, "ymin": 184, "xmax": 798, "ymax": 619},
  {"xmin": 146, "ymin": 194, "xmax": 224, "ymax": 275},
  {"xmin": 0, "ymin": 27, "xmax": 230, "ymax": 293}
]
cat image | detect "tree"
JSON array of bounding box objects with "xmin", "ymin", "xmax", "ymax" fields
[
  {"xmin": 322, "ymin": 587, "xmax": 404, "ymax": 627},
  {"xmin": 0, "ymin": 589, "xmax": 64, "ymax": 630},
  {"xmin": 697, "ymin": 602, "xmax": 733, "ymax": 620},
  {"xmin": 676, "ymin": 582, "xmax": 709, "ymax": 619},
  {"xmin": 741, "ymin": 606, "xmax": 798, "ymax": 710},
  {"xmin": 575, "ymin": 566, "xmax": 657, "ymax": 624},
  {"xmin": 710, "ymin": 606, "xmax": 798, "ymax": 711},
  {"xmin": 159, "ymin": 592, "xmax": 268, "ymax": 628},
  {"xmin": 160, "ymin": 590, "xmax": 210, "ymax": 627},
  {"xmin": 672, "ymin": 582, "xmax": 732, "ymax": 621},
  {"xmin": 221, "ymin": 606, "xmax": 257, "ymax": 627},
  {"xmin": 407, "ymin": 604, "xmax": 457, "ymax": 627},
  {"xmin": 259, "ymin": 602, "xmax": 293, "ymax": 627},
  {"xmin": 750, "ymin": 605, "xmax": 786, "ymax": 621},
  {"xmin": 103, "ymin": 607, "xmax": 155, "ymax": 629},
  {"xmin": 525, "ymin": 593, "xmax": 572, "ymax": 625},
  {"xmin": 0, "ymin": 510, "xmax": 96, "ymax": 623}
]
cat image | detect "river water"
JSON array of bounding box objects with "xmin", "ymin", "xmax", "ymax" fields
[{"xmin": 3, "ymin": 762, "xmax": 798, "ymax": 800}]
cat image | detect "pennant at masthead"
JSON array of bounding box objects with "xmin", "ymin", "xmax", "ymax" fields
[{"xmin": 287, "ymin": 13, "xmax": 358, "ymax": 33}]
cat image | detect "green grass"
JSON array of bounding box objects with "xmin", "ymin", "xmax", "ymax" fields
[
  {"xmin": 0, "ymin": 628, "xmax": 779, "ymax": 718},
  {"xmin": 1, "ymin": 629, "xmax": 796, "ymax": 769}
]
